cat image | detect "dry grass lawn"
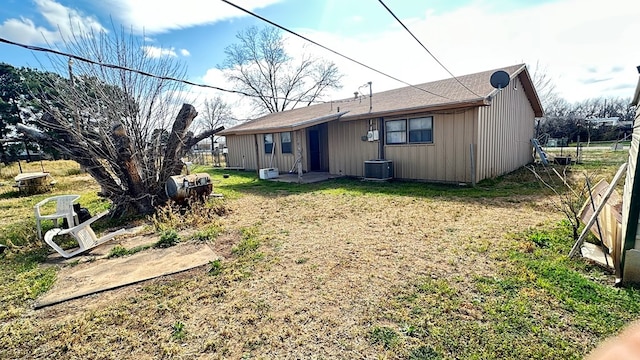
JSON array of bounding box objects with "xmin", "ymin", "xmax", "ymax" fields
[{"xmin": 1, "ymin": 156, "xmax": 638, "ymax": 359}]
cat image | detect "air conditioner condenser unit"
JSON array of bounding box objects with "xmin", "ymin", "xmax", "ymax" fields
[{"xmin": 364, "ymin": 160, "xmax": 393, "ymax": 180}]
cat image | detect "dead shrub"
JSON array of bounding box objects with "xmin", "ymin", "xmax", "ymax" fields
[{"xmin": 150, "ymin": 200, "xmax": 229, "ymax": 233}]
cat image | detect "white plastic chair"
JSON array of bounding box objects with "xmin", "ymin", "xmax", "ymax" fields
[
  {"xmin": 44, "ymin": 211, "xmax": 126, "ymax": 258},
  {"xmin": 34, "ymin": 195, "xmax": 81, "ymax": 240}
]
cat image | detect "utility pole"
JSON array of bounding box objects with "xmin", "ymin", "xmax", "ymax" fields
[
  {"xmin": 68, "ymin": 58, "xmax": 74, "ymax": 86},
  {"xmin": 368, "ymin": 81, "xmax": 372, "ymax": 113}
]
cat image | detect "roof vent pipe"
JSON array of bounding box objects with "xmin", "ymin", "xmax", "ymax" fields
[{"xmin": 368, "ymin": 81, "xmax": 372, "ymax": 113}]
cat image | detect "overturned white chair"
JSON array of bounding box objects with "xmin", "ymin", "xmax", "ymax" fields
[
  {"xmin": 34, "ymin": 194, "xmax": 80, "ymax": 240},
  {"xmin": 44, "ymin": 211, "xmax": 126, "ymax": 258}
]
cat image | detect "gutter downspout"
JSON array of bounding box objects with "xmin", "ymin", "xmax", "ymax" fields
[{"xmin": 378, "ymin": 117, "xmax": 384, "ymax": 160}]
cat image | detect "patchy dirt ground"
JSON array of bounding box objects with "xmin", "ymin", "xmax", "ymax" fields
[{"xmin": 4, "ymin": 190, "xmax": 563, "ymax": 358}]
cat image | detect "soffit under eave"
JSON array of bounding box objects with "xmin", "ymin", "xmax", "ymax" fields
[{"xmin": 338, "ymin": 100, "xmax": 488, "ymax": 122}]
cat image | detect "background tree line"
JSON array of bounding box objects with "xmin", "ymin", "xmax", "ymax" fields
[
  {"xmin": 537, "ymin": 97, "xmax": 635, "ymax": 144},
  {"xmin": 532, "ymin": 64, "xmax": 636, "ymax": 145},
  {"xmin": 0, "ymin": 63, "xmax": 63, "ymax": 163}
]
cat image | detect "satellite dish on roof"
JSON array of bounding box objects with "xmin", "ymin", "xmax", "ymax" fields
[{"xmin": 490, "ymin": 70, "xmax": 510, "ymax": 89}]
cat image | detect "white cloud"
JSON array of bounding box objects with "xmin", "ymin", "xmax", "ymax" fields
[
  {"xmin": 196, "ymin": 67, "xmax": 260, "ymax": 121},
  {"xmin": 0, "ymin": 0, "xmax": 105, "ymax": 45},
  {"xmin": 279, "ymin": 0, "xmax": 640, "ymax": 104},
  {"xmin": 142, "ymin": 45, "xmax": 177, "ymax": 58},
  {"xmin": 180, "ymin": 49, "xmax": 191, "ymax": 57},
  {"xmin": 105, "ymin": 0, "xmax": 283, "ymax": 34},
  {"xmin": 0, "ymin": 17, "xmax": 56, "ymax": 44},
  {"xmin": 193, "ymin": 0, "xmax": 640, "ymax": 119}
]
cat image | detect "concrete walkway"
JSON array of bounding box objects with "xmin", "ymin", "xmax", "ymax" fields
[{"xmin": 268, "ymin": 172, "xmax": 340, "ymax": 184}]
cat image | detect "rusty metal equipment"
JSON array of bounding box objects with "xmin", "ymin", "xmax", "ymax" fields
[{"xmin": 165, "ymin": 173, "xmax": 212, "ymax": 203}]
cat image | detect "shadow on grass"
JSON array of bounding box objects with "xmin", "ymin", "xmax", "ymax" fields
[
  {"xmin": 198, "ymin": 166, "xmax": 552, "ymax": 202},
  {"xmin": 0, "ymin": 189, "xmax": 32, "ymax": 200}
]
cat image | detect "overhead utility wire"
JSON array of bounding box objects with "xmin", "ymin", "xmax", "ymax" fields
[
  {"xmin": 0, "ymin": 36, "xmax": 350, "ymax": 105},
  {"xmin": 377, "ymin": 0, "xmax": 482, "ymax": 98},
  {"xmin": 0, "ymin": 36, "xmax": 365, "ymax": 109},
  {"xmin": 219, "ymin": 0, "xmax": 452, "ymax": 100},
  {"xmin": 0, "ymin": 36, "xmax": 441, "ymax": 106}
]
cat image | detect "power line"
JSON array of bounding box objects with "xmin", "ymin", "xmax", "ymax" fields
[
  {"xmin": 0, "ymin": 36, "xmax": 420, "ymax": 108},
  {"xmin": 0, "ymin": 4, "xmax": 455, "ymax": 105},
  {"xmin": 0, "ymin": 36, "xmax": 376, "ymax": 111},
  {"xmin": 0, "ymin": 36, "xmax": 352, "ymax": 106},
  {"xmin": 0, "ymin": 36, "xmax": 256, "ymax": 96},
  {"xmin": 219, "ymin": 0, "xmax": 453, "ymax": 101},
  {"xmin": 377, "ymin": 0, "xmax": 482, "ymax": 98}
]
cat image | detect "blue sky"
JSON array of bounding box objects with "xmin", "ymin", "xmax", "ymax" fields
[{"xmin": 1, "ymin": 0, "xmax": 639, "ymax": 117}]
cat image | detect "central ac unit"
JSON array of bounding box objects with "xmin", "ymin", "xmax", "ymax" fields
[{"xmin": 364, "ymin": 160, "xmax": 393, "ymax": 180}]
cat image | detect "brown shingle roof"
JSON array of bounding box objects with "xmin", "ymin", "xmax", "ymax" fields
[{"xmin": 219, "ymin": 64, "xmax": 542, "ymax": 135}]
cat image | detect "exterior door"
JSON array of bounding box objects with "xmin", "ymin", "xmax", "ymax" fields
[{"xmin": 309, "ymin": 129, "xmax": 321, "ymax": 171}]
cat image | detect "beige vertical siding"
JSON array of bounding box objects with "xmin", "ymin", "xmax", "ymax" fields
[
  {"xmin": 476, "ymin": 75, "xmax": 535, "ymax": 181},
  {"xmin": 225, "ymin": 131, "xmax": 307, "ymax": 172},
  {"xmin": 382, "ymin": 109, "xmax": 477, "ymax": 182},
  {"xmin": 225, "ymin": 135, "xmax": 257, "ymax": 170},
  {"xmin": 270, "ymin": 132, "xmax": 298, "ymax": 172},
  {"xmin": 329, "ymin": 111, "xmax": 477, "ymax": 182},
  {"xmin": 328, "ymin": 119, "xmax": 378, "ymax": 176}
]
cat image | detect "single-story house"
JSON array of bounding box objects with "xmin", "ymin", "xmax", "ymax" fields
[{"xmin": 218, "ymin": 63, "xmax": 543, "ymax": 183}]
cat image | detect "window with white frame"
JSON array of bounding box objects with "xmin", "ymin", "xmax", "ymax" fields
[
  {"xmin": 385, "ymin": 116, "xmax": 433, "ymax": 144},
  {"xmin": 281, "ymin": 132, "xmax": 292, "ymax": 154},
  {"xmin": 264, "ymin": 133, "xmax": 274, "ymax": 153}
]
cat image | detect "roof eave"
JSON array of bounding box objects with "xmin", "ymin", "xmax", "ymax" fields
[
  {"xmin": 340, "ymin": 99, "xmax": 488, "ymax": 121},
  {"xmin": 518, "ymin": 65, "xmax": 544, "ymax": 117},
  {"xmin": 485, "ymin": 64, "xmax": 543, "ymax": 117},
  {"xmin": 219, "ymin": 111, "xmax": 348, "ymax": 136}
]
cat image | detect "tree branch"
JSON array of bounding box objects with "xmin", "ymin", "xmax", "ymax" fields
[{"xmin": 183, "ymin": 126, "xmax": 225, "ymax": 151}]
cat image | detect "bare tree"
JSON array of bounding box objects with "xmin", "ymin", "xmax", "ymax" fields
[
  {"xmin": 198, "ymin": 97, "xmax": 234, "ymax": 165},
  {"xmin": 530, "ymin": 61, "xmax": 560, "ymax": 111},
  {"xmin": 18, "ymin": 26, "xmax": 221, "ymax": 216},
  {"xmin": 220, "ymin": 26, "xmax": 342, "ymax": 114}
]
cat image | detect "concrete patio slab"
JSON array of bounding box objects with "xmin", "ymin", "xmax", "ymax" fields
[
  {"xmin": 268, "ymin": 172, "xmax": 340, "ymax": 184},
  {"xmin": 35, "ymin": 242, "xmax": 218, "ymax": 308}
]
